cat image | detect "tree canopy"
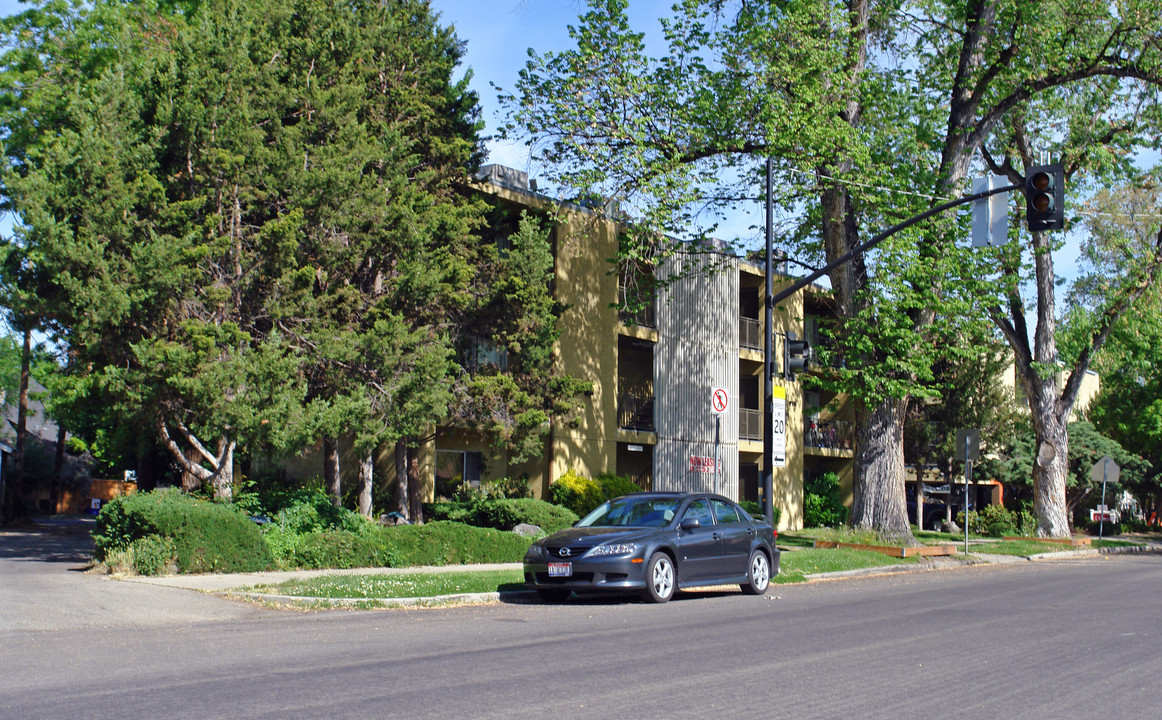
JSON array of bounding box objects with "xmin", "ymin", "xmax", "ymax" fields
[{"xmin": 0, "ymin": 0, "xmax": 584, "ymax": 509}]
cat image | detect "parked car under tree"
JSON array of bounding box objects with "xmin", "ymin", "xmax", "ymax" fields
[{"xmin": 523, "ymin": 492, "xmax": 780, "ymax": 603}]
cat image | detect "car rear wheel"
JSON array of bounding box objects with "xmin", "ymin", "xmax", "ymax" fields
[
  {"xmin": 741, "ymin": 550, "xmax": 770, "ymax": 595},
  {"xmin": 642, "ymin": 552, "xmax": 675, "ymax": 603}
]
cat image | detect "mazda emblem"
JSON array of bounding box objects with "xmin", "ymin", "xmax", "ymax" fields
[{"xmin": 559, "ymin": 547, "xmax": 571, "ymax": 557}]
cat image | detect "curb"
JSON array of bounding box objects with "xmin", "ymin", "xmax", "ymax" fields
[{"xmin": 223, "ymin": 589, "xmax": 536, "ymax": 608}]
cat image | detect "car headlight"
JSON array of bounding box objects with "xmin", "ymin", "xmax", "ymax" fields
[
  {"xmin": 586, "ymin": 543, "xmax": 639, "ymax": 557},
  {"xmin": 524, "ymin": 545, "xmax": 546, "ymax": 562}
]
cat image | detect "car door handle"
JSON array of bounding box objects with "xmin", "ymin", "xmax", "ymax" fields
[{"xmin": 712, "ymin": 532, "xmax": 721, "ymax": 540}]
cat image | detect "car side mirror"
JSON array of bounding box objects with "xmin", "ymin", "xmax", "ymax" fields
[{"xmin": 680, "ymin": 518, "xmax": 701, "ymax": 531}]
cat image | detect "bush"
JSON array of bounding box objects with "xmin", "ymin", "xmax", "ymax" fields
[
  {"xmin": 129, "ymin": 535, "xmax": 178, "ymax": 576},
  {"xmin": 376, "ymin": 521, "xmax": 533, "ymax": 566},
  {"xmin": 93, "ymin": 489, "xmax": 272, "ymax": 574},
  {"xmin": 803, "ymin": 472, "xmax": 846, "ymax": 528},
  {"xmin": 423, "ymin": 498, "xmax": 579, "ymax": 535},
  {"xmin": 595, "ymin": 473, "xmax": 641, "ymax": 501},
  {"xmin": 423, "ymin": 501, "xmax": 474, "ymax": 524},
  {"xmin": 290, "ymin": 530, "xmax": 397, "ymax": 569},
  {"xmin": 256, "ymin": 490, "xmax": 376, "ymax": 567},
  {"xmin": 959, "ymin": 504, "xmax": 1018, "ymax": 537},
  {"xmin": 550, "ymin": 469, "xmax": 604, "ymax": 517},
  {"xmin": 476, "ymin": 498, "xmax": 578, "ymax": 534},
  {"xmin": 737, "ymin": 500, "xmax": 782, "ymax": 527}
]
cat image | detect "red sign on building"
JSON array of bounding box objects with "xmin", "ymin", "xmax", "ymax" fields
[{"xmin": 688, "ymin": 456, "xmax": 721, "ymax": 474}]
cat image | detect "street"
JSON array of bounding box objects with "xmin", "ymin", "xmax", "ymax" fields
[{"xmin": 2, "ymin": 522, "xmax": 1159, "ymax": 719}]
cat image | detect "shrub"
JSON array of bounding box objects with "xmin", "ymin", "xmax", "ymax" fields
[
  {"xmin": 376, "ymin": 521, "xmax": 533, "ymax": 566},
  {"xmin": 423, "ymin": 501, "xmax": 474, "ymax": 524},
  {"xmin": 129, "ymin": 535, "xmax": 178, "ymax": 576},
  {"xmin": 595, "ymin": 473, "xmax": 641, "ymax": 501},
  {"xmin": 269, "ymin": 491, "xmax": 371, "ymax": 535},
  {"xmin": 290, "ymin": 530, "xmax": 397, "ymax": 569},
  {"xmin": 474, "ymin": 498, "xmax": 578, "ymax": 534},
  {"xmin": 803, "ymin": 472, "xmax": 846, "ymax": 528},
  {"xmin": 959, "ymin": 504, "xmax": 1018, "ymax": 537},
  {"xmin": 93, "ymin": 489, "xmax": 273, "ymax": 573},
  {"xmin": 423, "ymin": 498, "xmax": 579, "ymax": 535},
  {"xmin": 737, "ymin": 500, "xmax": 781, "ymax": 527},
  {"xmin": 550, "ymin": 469, "xmax": 604, "ymax": 517}
]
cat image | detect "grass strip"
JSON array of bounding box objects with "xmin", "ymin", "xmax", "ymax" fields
[
  {"xmin": 245, "ymin": 569, "xmax": 525, "ymax": 599},
  {"xmin": 775, "ymin": 547, "xmax": 920, "ymax": 584}
]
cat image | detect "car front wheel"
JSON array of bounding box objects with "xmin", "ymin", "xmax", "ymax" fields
[
  {"xmin": 741, "ymin": 550, "xmax": 770, "ymax": 595},
  {"xmin": 642, "ymin": 552, "xmax": 675, "ymax": 603}
]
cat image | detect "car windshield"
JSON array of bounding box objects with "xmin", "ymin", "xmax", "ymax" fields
[{"xmin": 577, "ymin": 497, "xmax": 681, "ymax": 528}]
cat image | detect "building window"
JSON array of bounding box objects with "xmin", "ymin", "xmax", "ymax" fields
[{"xmin": 435, "ymin": 449, "xmax": 483, "ymax": 498}]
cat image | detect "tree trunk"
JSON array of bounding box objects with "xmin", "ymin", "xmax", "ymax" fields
[
  {"xmin": 850, "ymin": 396, "xmax": 915, "ymax": 543},
  {"xmin": 408, "ymin": 450, "xmax": 424, "ymax": 524},
  {"xmin": 395, "ymin": 439, "xmax": 409, "ymax": 521},
  {"xmin": 323, "ymin": 437, "xmax": 341, "ymax": 507},
  {"xmin": 357, "ymin": 450, "xmax": 374, "ymax": 519},
  {"xmin": 9, "ymin": 327, "xmax": 31, "ymax": 519},
  {"xmin": 1025, "ymin": 368, "xmax": 1071, "ymax": 537},
  {"xmin": 51, "ymin": 423, "xmax": 66, "ymax": 513},
  {"xmin": 211, "ymin": 439, "xmax": 234, "ymax": 501}
]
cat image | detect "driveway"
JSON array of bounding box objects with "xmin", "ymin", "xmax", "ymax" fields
[{"xmin": 0, "ymin": 517, "xmax": 266, "ymax": 632}]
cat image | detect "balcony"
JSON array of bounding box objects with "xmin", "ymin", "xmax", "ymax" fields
[
  {"xmin": 804, "ymin": 419, "xmax": 853, "ymax": 451},
  {"xmin": 617, "ymin": 393, "xmax": 655, "ymax": 432},
  {"xmin": 739, "ymin": 317, "xmax": 761, "ymax": 350},
  {"xmin": 739, "ymin": 408, "xmax": 762, "ymax": 441}
]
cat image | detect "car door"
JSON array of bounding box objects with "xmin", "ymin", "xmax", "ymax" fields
[
  {"xmin": 710, "ymin": 499, "xmax": 753, "ymax": 577},
  {"xmin": 675, "ymin": 498, "xmax": 720, "ymax": 583}
]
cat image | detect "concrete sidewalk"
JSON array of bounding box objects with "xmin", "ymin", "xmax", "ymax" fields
[{"xmin": 126, "ymin": 539, "xmax": 1162, "ymax": 607}]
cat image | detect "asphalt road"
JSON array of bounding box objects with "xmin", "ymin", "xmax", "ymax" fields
[{"xmin": 2, "ymin": 520, "xmax": 1159, "ymax": 719}]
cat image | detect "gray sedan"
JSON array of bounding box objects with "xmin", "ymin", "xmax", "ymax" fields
[{"xmin": 523, "ymin": 492, "xmax": 779, "ymax": 603}]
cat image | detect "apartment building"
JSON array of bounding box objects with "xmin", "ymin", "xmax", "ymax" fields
[{"xmin": 418, "ymin": 167, "xmax": 854, "ymax": 530}]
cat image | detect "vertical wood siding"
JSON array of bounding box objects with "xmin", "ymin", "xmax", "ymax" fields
[{"xmin": 654, "ymin": 254, "xmax": 740, "ymax": 498}]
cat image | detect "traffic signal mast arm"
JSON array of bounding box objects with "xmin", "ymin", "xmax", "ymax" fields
[{"xmin": 768, "ymin": 181, "xmax": 1021, "ymax": 307}]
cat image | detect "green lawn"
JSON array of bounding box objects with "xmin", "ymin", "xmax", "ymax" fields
[
  {"xmin": 245, "ymin": 569, "xmax": 525, "ymax": 599},
  {"xmin": 775, "ymin": 548, "xmax": 922, "ymax": 584}
]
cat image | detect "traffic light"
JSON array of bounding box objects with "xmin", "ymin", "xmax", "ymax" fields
[
  {"xmin": 1024, "ymin": 163, "xmax": 1064, "ymax": 232},
  {"xmin": 784, "ymin": 332, "xmax": 811, "ymax": 381}
]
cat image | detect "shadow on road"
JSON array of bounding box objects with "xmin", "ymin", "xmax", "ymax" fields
[{"xmin": 0, "ymin": 516, "xmax": 95, "ymax": 566}]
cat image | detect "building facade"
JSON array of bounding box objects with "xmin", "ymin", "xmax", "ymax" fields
[{"xmin": 417, "ymin": 167, "xmax": 854, "ymax": 530}]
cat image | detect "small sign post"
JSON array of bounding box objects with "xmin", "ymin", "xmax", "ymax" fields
[
  {"xmin": 711, "ymin": 388, "xmax": 729, "ymax": 495},
  {"xmin": 1090, "ymin": 455, "xmax": 1120, "ymax": 540},
  {"xmin": 956, "ymin": 429, "xmax": 981, "ymax": 553}
]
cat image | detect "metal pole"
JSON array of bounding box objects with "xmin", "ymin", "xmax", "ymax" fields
[
  {"xmin": 762, "ymin": 157, "xmax": 775, "ymax": 526},
  {"xmin": 715, "ymin": 414, "xmax": 722, "ymax": 496},
  {"xmin": 964, "ymin": 434, "xmax": 971, "ymax": 554},
  {"xmin": 1099, "ymin": 460, "xmax": 1108, "ymax": 541}
]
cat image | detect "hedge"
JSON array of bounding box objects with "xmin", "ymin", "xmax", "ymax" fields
[{"xmin": 93, "ymin": 489, "xmax": 273, "ymax": 574}]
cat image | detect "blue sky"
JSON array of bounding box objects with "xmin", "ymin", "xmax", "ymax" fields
[{"xmin": 0, "ymin": 0, "xmax": 1107, "ymax": 290}]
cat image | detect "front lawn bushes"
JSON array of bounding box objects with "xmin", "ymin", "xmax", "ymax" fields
[
  {"xmin": 550, "ymin": 469, "xmax": 604, "ymax": 517},
  {"xmin": 378, "ymin": 521, "xmax": 533, "ymax": 566},
  {"xmin": 94, "ymin": 489, "xmax": 272, "ymax": 574},
  {"xmin": 290, "ymin": 530, "xmax": 396, "ymax": 569},
  {"xmin": 423, "ymin": 498, "xmax": 578, "ymax": 535},
  {"xmin": 595, "ymin": 473, "xmax": 641, "ymax": 501}
]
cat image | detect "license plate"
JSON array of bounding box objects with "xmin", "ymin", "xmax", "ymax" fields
[{"xmin": 548, "ymin": 562, "xmax": 572, "ymax": 578}]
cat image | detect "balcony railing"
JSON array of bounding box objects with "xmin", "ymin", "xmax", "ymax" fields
[
  {"xmin": 739, "ymin": 317, "xmax": 761, "ymax": 350},
  {"xmin": 618, "ymin": 285, "xmax": 657, "ymax": 329},
  {"xmin": 739, "ymin": 408, "xmax": 762, "ymax": 441},
  {"xmin": 804, "ymin": 419, "xmax": 853, "ymax": 450},
  {"xmin": 617, "ymin": 393, "xmax": 655, "ymax": 432}
]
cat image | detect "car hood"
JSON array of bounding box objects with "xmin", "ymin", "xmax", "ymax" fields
[{"xmin": 539, "ymin": 526, "xmax": 658, "ymax": 546}]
